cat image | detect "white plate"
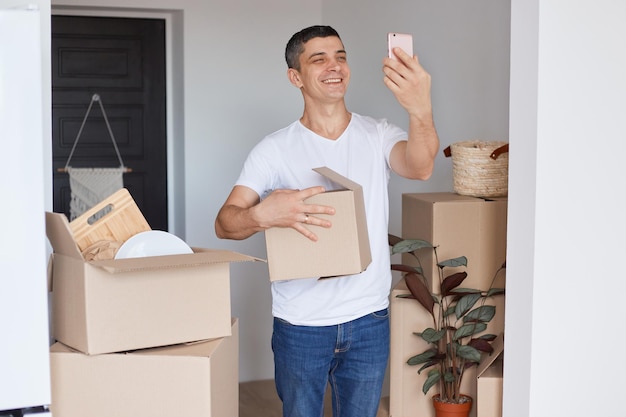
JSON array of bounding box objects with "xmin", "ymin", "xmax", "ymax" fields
[{"xmin": 114, "ymin": 230, "xmax": 193, "ymax": 259}]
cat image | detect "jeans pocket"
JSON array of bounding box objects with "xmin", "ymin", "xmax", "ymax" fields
[
  {"xmin": 274, "ymin": 316, "xmax": 294, "ymax": 326},
  {"xmin": 370, "ymin": 308, "xmax": 389, "ymax": 320}
]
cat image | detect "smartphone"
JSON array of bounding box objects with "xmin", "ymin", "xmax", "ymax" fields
[{"xmin": 387, "ymin": 32, "xmax": 413, "ymax": 60}]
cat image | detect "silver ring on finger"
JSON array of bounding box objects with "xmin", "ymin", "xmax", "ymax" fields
[{"xmin": 304, "ymin": 214, "xmax": 309, "ymax": 224}]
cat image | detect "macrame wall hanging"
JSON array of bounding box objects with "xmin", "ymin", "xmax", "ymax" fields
[{"xmin": 59, "ymin": 94, "xmax": 131, "ymax": 220}]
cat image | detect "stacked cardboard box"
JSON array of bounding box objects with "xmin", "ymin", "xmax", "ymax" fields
[
  {"xmin": 400, "ymin": 193, "xmax": 507, "ymax": 293},
  {"xmin": 50, "ymin": 319, "xmax": 240, "ymax": 417},
  {"xmin": 390, "ymin": 193, "xmax": 507, "ymax": 417},
  {"xmin": 46, "ymin": 189, "xmax": 258, "ymax": 417}
]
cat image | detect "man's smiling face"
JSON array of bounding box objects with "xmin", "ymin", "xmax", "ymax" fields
[{"xmin": 289, "ymin": 36, "xmax": 351, "ymax": 103}]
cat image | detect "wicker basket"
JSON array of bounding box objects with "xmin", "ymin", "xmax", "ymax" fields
[{"xmin": 443, "ymin": 140, "xmax": 509, "ymax": 198}]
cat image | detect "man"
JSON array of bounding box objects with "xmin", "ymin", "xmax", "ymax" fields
[{"xmin": 215, "ymin": 25, "xmax": 438, "ymax": 417}]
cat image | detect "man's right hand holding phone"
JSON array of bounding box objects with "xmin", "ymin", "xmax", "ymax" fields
[{"xmin": 382, "ymin": 46, "xmax": 433, "ymax": 119}]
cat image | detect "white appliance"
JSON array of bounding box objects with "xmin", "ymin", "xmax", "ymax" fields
[{"xmin": 0, "ymin": 5, "xmax": 52, "ymax": 417}]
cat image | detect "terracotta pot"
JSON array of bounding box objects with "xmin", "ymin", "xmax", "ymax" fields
[{"xmin": 432, "ymin": 394, "xmax": 472, "ymax": 417}]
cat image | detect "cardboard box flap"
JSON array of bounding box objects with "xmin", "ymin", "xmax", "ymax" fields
[
  {"xmin": 313, "ymin": 167, "xmax": 371, "ymax": 271},
  {"xmin": 46, "ymin": 211, "xmax": 263, "ymax": 268},
  {"xmin": 91, "ymin": 249, "xmax": 262, "ymax": 273},
  {"xmin": 46, "ymin": 211, "xmax": 83, "ymax": 260},
  {"xmin": 50, "ymin": 342, "xmax": 74, "ymax": 354},
  {"xmin": 477, "ymin": 332, "xmax": 504, "ymax": 377},
  {"xmin": 51, "ymin": 333, "xmax": 224, "ymax": 358},
  {"xmin": 314, "ymin": 166, "xmax": 371, "ymax": 272},
  {"xmin": 134, "ymin": 337, "xmax": 222, "ymax": 358},
  {"xmin": 313, "ymin": 167, "xmax": 362, "ymax": 191},
  {"xmin": 134, "ymin": 319, "xmax": 239, "ymax": 357}
]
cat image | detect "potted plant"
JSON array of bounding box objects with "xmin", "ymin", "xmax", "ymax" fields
[{"xmin": 388, "ymin": 234, "xmax": 505, "ymax": 416}]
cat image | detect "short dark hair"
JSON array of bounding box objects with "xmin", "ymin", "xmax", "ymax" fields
[{"xmin": 285, "ymin": 25, "xmax": 342, "ymax": 71}]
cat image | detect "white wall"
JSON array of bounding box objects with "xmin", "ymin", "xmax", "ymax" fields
[
  {"xmin": 505, "ymin": 0, "xmax": 537, "ymax": 415},
  {"xmin": 50, "ymin": 0, "xmax": 511, "ymax": 385},
  {"xmin": 1, "ymin": 0, "xmax": 52, "ymax": 206},
  {"xmin": 506, "ymin": 0, "xmax": 626, "ymax": 416},
  {"xmin": 0, "ymin": 3, "xmax": 52, "ymax": 410}
]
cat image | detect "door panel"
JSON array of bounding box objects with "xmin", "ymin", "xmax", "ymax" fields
[{"xmin": 52, "ymin": 15, "xmax": 168, "ymax": 231}]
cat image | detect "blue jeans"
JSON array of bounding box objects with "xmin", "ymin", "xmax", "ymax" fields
[{"xmin": 272, "ymin": 309, "xmax": 390, "ymax": 417}]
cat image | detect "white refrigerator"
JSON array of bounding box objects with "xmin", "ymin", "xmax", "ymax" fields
[{"xmin": 0, "ymin": 6, "xmax": 53, "ymax": 417}]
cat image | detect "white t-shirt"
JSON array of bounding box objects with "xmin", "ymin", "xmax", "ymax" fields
[{"xmin": 236, "ymin": 113, "xmax": 406, "ymax": 326}]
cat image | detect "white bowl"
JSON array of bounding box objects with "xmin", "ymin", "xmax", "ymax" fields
[{"xmin": 114, "ymin": 230, "xmax": 193, "ymax": 259}]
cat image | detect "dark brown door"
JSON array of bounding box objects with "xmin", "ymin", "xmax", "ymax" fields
[{"xmin": 51, "ymin": 15, "xmax": 168, "ymax": 231}]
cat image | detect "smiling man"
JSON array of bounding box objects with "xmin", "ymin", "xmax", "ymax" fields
[{"xmin": 215, "ymin": 25, "xmax": 439, "ymax": 417}]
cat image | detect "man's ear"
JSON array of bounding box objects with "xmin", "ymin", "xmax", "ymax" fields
[{"xmin": 287, "ymin": 68, "xmax": 303, "ymax": 88}]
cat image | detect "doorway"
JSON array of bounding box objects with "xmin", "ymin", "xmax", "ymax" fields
[{"xmin": 51, "ymin": 15, "xmax": 168, "ymax": 231}]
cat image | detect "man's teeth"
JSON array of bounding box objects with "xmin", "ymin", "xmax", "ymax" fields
[{"xmin": 323, "ymin": 78, "xmax": 341, "ymax": 84}]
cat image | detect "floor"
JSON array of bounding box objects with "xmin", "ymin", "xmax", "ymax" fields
[{"xmin": 239, "ymin": 380, "xmax": 389, "ymax": 417}]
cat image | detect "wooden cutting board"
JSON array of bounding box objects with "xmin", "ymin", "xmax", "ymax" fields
[{"xmin": 69, "ymin": 188, "xmax": 151, "ymax": 252}]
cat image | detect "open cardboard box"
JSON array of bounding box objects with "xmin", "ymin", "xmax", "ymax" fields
[
  {"xmin": 50, "ymin": 318, "xmax": 239, "ymax": 417},
  {"xmin": 477, "ymin": 333, "xmax": 504, "ymax": 417},
  {"xmin": 264, "ymin": 167, "xmax": 371, "ymax": 281},
  {"xmin": 46, "ymin": 211, "xmax": 260, "ymax": 355}
]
